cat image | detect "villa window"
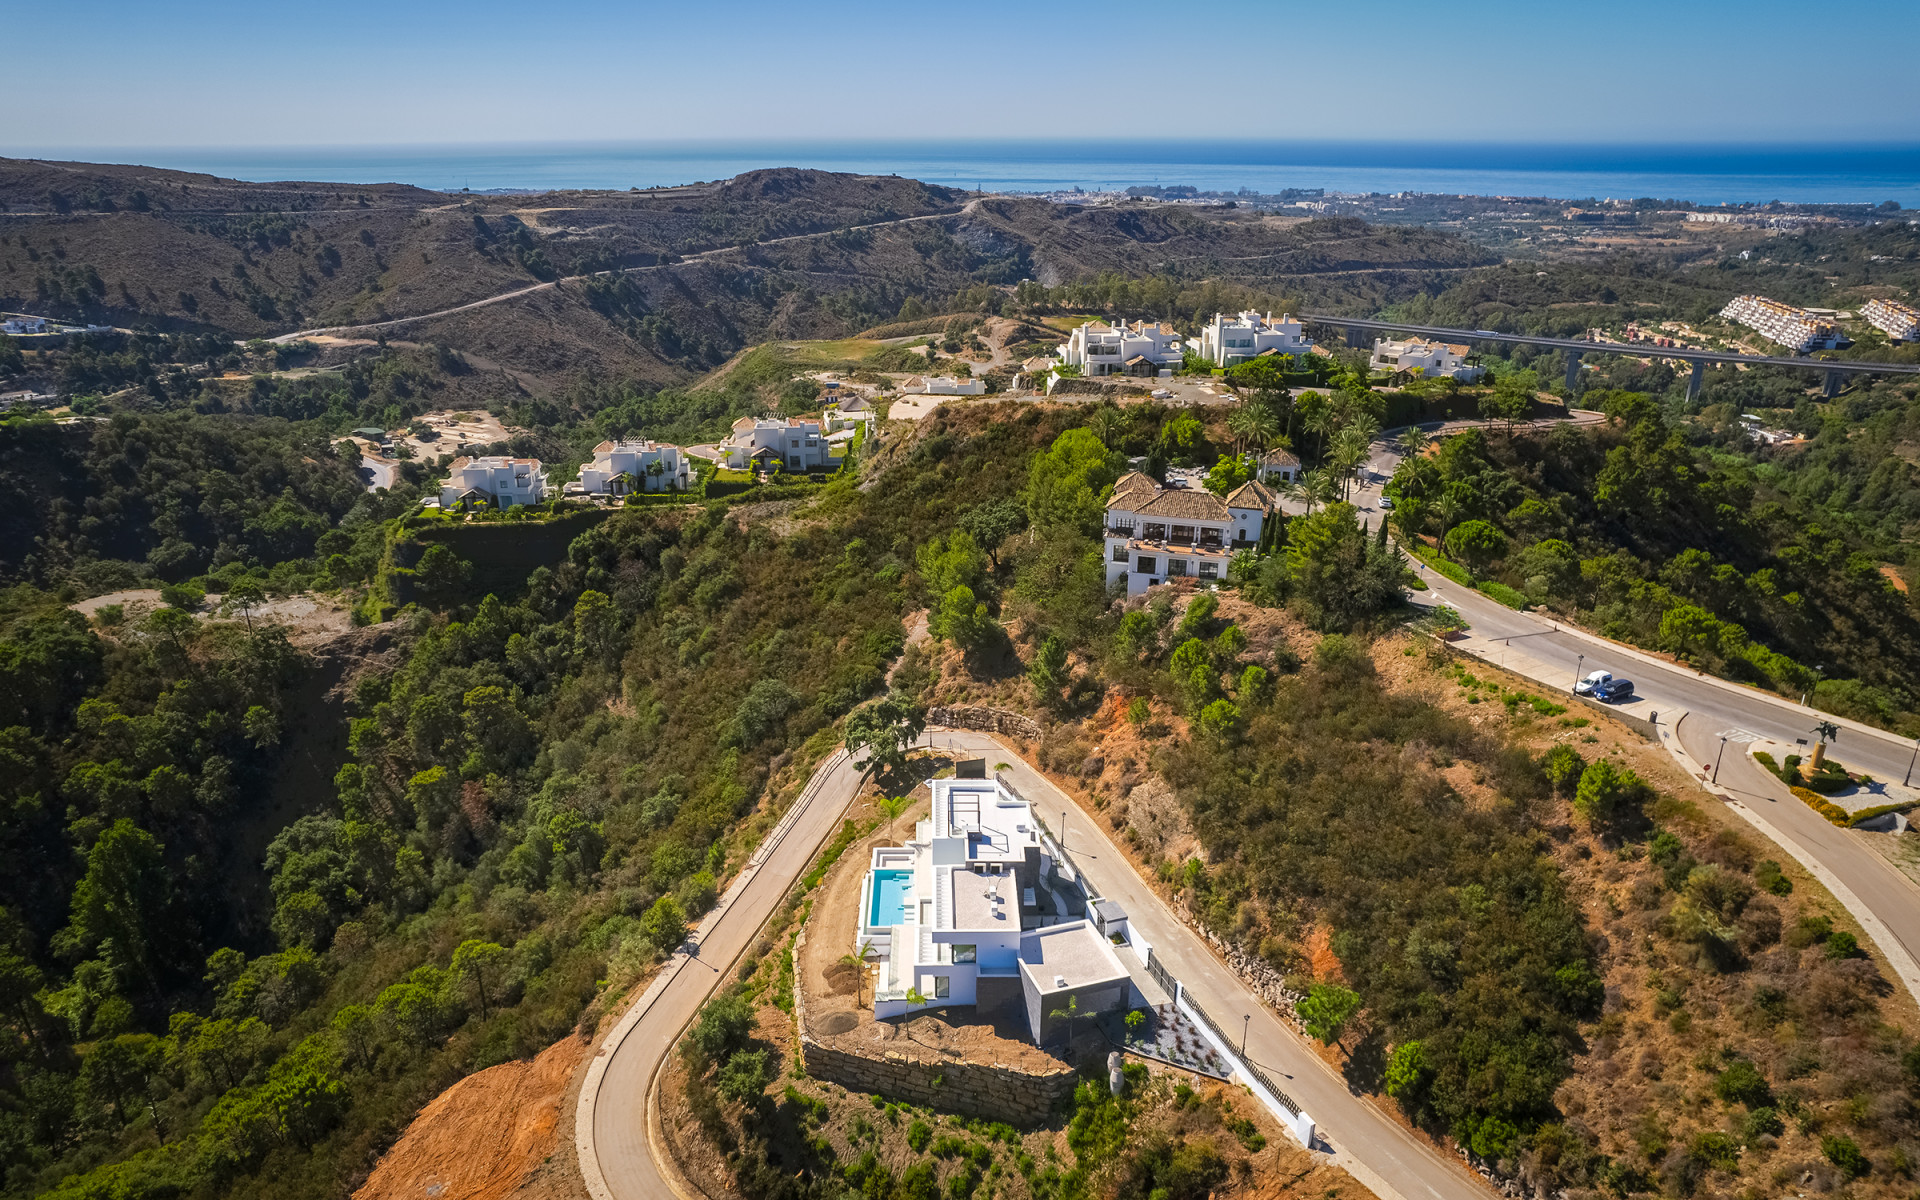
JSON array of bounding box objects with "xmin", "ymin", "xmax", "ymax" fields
[
  {"xmin": 1167, "ymin": 559, "xmax": 1189, "ymax": 577},
  {"xmin": 1135, "ymin": 556, "xmax": 1158, "ymax": 575},
  {"xmin": 1198, "ymin": 528, "xmax": 1222, "ymax": 548},
  {"xmin": 1142, "ymin": 523, "xmax": 1167, "ymax": 541},
  {"xmin": 1199, "ymin": 562, "xmax": 1219, "ymax": 580},
  {"xmin": 932, "ymin": 975, "xmax": 950, "ymax": 1000},
  {"xmin": 953, "ymin": 944, "xmax": 977, "ymax": 964},
  {"xmin": 1112, "ymin": 545, "xmax": 1128, "ymax": 563},
  {"xmin": 1169, "ymin": 524, "xmax": 1194, "ymax": 545}
]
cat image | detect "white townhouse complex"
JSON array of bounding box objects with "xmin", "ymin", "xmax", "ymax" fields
[
  {"xmin": 1720, "ymin": 295, "xmax": 1852, "ymax": 353},
  {"xmin": 1103, "ymin": 471, "xmax": 1277, "ymax": 595},
  {"xmin": 1057, "ymin": 319, "xmax": 1185, "ymax": 377},
  {"xmin": 438, "ymin": 456, "xmax": 548, "ymax": 510},
  {"xmin": 1370, "ymin": 337, "xmax": 1485, "ymax": 382},
  {"xmin": 1191, "ymin": 310, "xmax": 1314, "ymax": 367},
  {"xmin": 857, "ymin": 777, "xmax": 1131, "ymax": 1040},
  {"xmin": 718, "ymin": 416, "xmax": 831, "ymax": 472},
  {"xmin": 570, "ymin": 439, "xmax": 691, "ymax": 497},
  {"xmin": 1861, "ymin": 298, "xmax": 1920, "ymax": 344}
]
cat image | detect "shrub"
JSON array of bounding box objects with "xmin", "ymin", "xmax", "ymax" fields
[
  {"xmin": 1573, "ymin": 760, "xmax": 1645, "ymax": 825},
  {"xmin": 906, "ymin": 1119, "xmax": 931, "ymax": 1152},
  {"xmin": 1478, "ymin": 580, "xmax": 1529, "ymax": 610},
  {"xmin": 1539, "ymin": 744, "xmax": 1585, "ymax": 796},
  {"xmin": 1790, "ymin": 786, "xmax": 1851, "ymax": 825},
  {"xmin": 1753, "ymin": 859, "xmax": 1793, "ymax": 896},
  {"xmin": 1689, "ymin": 1130, "xmax": 1739, "ymax": 1171},
  {"xmin": 1742, "ymin": 1106, "xmax": 1784, "ymax": 1142},
  {"xmin": 1823, "ymin": 1134, "xmax": 1869, "ymax": 1178},
  {"xmin": 1713, "ymin": 1058, "xmax": 1772, "ymax": 1108},
  {"xmin": 1825, "ymin": 930, "xmax": 1860, "ymax": 960}
]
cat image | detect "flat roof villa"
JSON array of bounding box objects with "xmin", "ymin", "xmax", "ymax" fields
[{"xmin": 857, "ymin": 777, "xmax": 1129, "ymax": 1040}]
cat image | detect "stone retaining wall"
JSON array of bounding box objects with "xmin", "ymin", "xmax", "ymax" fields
[
  {"xmin": 927, "ymin": 706, "xmax": 1042, "ymax": 741},
  {"xmin": 793, "ymin": 925, "xmax": 1075, "ymax": 1125}
]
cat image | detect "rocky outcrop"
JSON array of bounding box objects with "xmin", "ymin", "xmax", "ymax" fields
[{"xmin": 927, "ymin": 706, "xmax": 1042, "ymax": 741}]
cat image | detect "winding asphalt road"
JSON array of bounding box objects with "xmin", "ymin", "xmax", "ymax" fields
[
  {"xmin": 270, "ymin": 206, "xmax": 970, "ymax": 344},
  {"xmin": 1332, "ymin": 411, "xmax": 1920, "ymax": 997},
  {"xmin": 579, "ymin": 733, "xmax": 1498, "ymax": 1200}
]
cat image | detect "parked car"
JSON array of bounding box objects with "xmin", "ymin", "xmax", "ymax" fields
[
  {"xmin": 1378, "ymin": 496, "xmax": 1395, "ymax": 509},
  {"xmin": 1594, "ymin": 678, "xmax": 1634, "ymax": 702},
  {"xmin": 1573, "ymin": 670, "xmax": 1612, "ymax": 695}
]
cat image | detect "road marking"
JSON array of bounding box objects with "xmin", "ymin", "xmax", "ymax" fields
[{"xmin": 1715, "ymin": 728, "xmax": 1764, "ymax": 743}]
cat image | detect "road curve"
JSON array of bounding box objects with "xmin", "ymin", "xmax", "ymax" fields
[
  {"xmin": 581, "ymin": 732, "xmax": 1498, "ymax": 1200},
  {"xmin": 927, "ymin": 730, "xmax": 1496, "ymax": 1200},
  {"xmin": 577, "ymin": 748, "xmax": 869, "ymax": 1200}
]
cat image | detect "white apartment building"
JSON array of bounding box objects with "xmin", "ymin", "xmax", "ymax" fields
[
  {"xmin": 1370, "ymin": 337, "xmax": 1485, "ymax": 382},
  {"xmin": 1191, "ymin": 310, "xmax": 1314, "ymax": 367},
  {"xmin": 1720, "ymin": 295, "xmax": 1852, "ymax": 353},
  {"xmin": 1862, "ymin": 298, "xmax": 1920, "ymax": 344},
  {"xmin": 0, "ymin": 316, "xmax": 49, "ymax": 335},
  {"xmin": 438, "ymin": 456, "xmax": 549, "ymax": 510},
  {"xmin": 1103, "ymin": 471, "xmax": 1275, "ymax": 596},
  {"xmin": 718, "ymin": 417, "xmax": 831, "ymax": 472},
  {"xmin": 857, "ymin": 777, "xmax": 1131, "ymax": 1040},
  {"xmin": 1057, "ymin": 320, "xmax": 1184, "ymax": 377},
  {"xmin": 572, "ymin": 439, "xmax": 690, "ymax": 496}
]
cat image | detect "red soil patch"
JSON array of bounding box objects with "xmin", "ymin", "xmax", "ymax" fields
[{"xmin": 353, "ymin": 1035, "xmax": 589, "ymax": 1200}]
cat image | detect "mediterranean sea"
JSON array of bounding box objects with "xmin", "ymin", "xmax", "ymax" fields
[{"xmin": 44, "ymin": 140, "xmax": 1920, "ymax": 207}]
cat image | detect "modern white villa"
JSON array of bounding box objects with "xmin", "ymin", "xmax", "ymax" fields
[
  {"xmin": 1103, "ymin": 471, "xmax": 1276, "ymax": 595},
  {"xmin": 902, "ymin": 374, "xmax": 987, "ymax": 396},
  {"xmin": 568, "ymin": 439, "xmax": 691, "ymax": 497},
  {"xmin": 437, "ymin": 456, "xmax": 549, "ymax": 510},
  {"xmin": 1191, "ymin": 311, "xmax": 1314, "ymax": 367},
  {"xmin": 1369, "ymin": 337, "xmax": 1485, "ymax": 382},
  {"xmin": 1057, "ymin": 320, "xmax": 1184, "ymax": 377},
  {"xmin": 718, "ymin": 416, "xmax": 832, "ymax": 472},
  {"xmin": 857, "ymin": 777, "xmax": 1131, "ymax": 1041}
]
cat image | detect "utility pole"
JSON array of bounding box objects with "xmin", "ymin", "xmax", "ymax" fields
[{"xmin": 1713, "ymin": 735, "xmax": 1729, "ymax": 783}]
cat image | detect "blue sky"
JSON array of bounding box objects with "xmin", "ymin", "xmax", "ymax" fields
[{"xmin": 7, "ymin": 0, "xmax": 1917, "ymax": 150}]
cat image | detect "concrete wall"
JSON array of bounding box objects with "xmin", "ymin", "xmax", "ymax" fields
[
  {"xmin": 1026, "ymin": 980, "xmax": 1128, "ymax": 1047},
  {"xmin": 794, "ymin": 924, "xmax": 1074, "ymax": 1125}
]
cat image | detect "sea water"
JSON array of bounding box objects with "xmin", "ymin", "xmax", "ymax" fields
[{"xmin": 42, "ymin": 139, "xmax": 1920, "ymax": 207}]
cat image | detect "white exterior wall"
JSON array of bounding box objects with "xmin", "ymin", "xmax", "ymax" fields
[
  {"xmin": 1370, "ymin": 338, "xmax": 1484, "ymax": 381},
  {"xmin": 1862, "ymin": 298, "xmax": 1920, "ymax": 343},
  {"xmin": 1059, "ymin": 321, "xmax": 1183, "ymax": 376},
  {"xmin": 1195, "ymin": 310, "xmax": 1314, "ymax": 366},
  {"xmin": 1104, "ymin": 503, "xmax": 1234, "ymax": 596},
  {"xmin": 721, "ymin": 419, "xmax": 830, "ymax": 471},
  {"xmin": 579, "ymin": 441, "xmax": 690, "ymax": 494},
  {"xmin": 1228, "ymin": 504, "xmax": 1266, "ymax": 546},
  {"xmin": 439, "ymin": 457, "xmax": 548, "ymax": 508}
]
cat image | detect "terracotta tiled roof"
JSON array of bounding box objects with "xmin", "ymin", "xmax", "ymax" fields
[
  {"xmin": 1133, "ymin": 489, "xmax": 1231, "ymax": 521},
  {"xmin": 1259, "ymin": 447, "xmax": 1301, "ymax": 467},
  {"xmin": 1108, "ymin": 472, "xmax": 1158, "ymax": 506},
  {"xmin": 1225, "ymin": 480, "xmax": 1278, "ymax": 511}
]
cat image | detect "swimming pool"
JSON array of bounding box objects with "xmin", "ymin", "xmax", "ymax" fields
[{"xmin": 869, "ymin": 869, "xmax": 914, "ymax": 927}]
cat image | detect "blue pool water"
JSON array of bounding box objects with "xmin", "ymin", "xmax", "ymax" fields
[{"xmin": 870, "ymin": 870, "xmax": 913, "ymax": 927}]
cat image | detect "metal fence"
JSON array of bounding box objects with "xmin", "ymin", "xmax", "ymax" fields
[{"xmin": 1147, "ymin": 948, "xmax": 1302, "ymax": 1117}]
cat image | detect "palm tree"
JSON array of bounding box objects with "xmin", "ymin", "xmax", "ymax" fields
[
  {"xmin": 1330, "ymin": 421, "xmax": 1378, "ymax": 501},
  {"xmin": 1227, "ymin": 401, "xmax": 1278, "ymax": 456},
  {"xmin": 1087, "ymin": 404, "xmax": 1123, "ymax": 449},
  {"xmin": 839, "ymin": 940, "xmax": 878, "ymax": 1006},
  {"xmin": 1809, "ymin": 720, "xmax": 1840, "ymax": 772},
  {"xmin": 1396, "ymin": 425, "xmax": 1431, "ymax": 460}
]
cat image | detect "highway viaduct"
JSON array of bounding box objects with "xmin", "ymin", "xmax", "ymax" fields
[{"xmin": 1302, "ymin": 314, "xmax": 1920, "ymax": 401}]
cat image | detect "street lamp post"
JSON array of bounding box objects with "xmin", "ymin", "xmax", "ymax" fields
[
  {"xmin": 1242, "ymin": 1014, "xmax": 1250, "ymax": 1056},
  {"xmin": 1573, "ymin": 653, "xmax": 1584, "ymax": 690},
  {"xmin": 1060, "ymin": 810, "xmax": 1067, "ymax": 852},
  {"xmin": 1713, "ymin": 735, "xmax": 1729, "ymax": 784},
  {"xmin": 1905, "ymin": 738, "xmax": 1919, "ymax": 789}
]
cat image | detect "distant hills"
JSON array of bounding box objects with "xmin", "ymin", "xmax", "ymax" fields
[{"xmin": 0, "ymin": 158, "xmax": 1497, "ymax": 389}]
